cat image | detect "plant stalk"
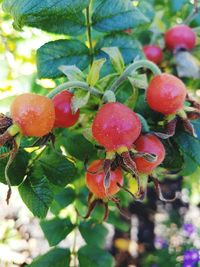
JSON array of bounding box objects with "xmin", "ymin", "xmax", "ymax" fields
[
  {"xmin": 109, "ymin": 60, "xmax": 162, "ymax": 92},
  {"xmin": 47, "ymin": 81, "xmax": 102, "ymax": 99},
  {"xmin": 86, "ymin": 3, "xmax": 94, "ymax": 65}
]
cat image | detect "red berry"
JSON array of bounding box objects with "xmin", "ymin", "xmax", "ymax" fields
[
  {"xmin": 134, "ymin": 134, "xmax": 165, "ymax": 174},
  {"xmin": 86, "ymin": 160, "xmax": 123, "ymax": 199},
  {"xmin": 146, "ymin": 73, "xmax": 187, "ymax": 115},
  {"xmin": 165, "ymin": 24, "xmax": 196, "ymax": 52},
  {"xmin": 92, "ymin": 102, "xmax": 141, "ymax": 151},
  {"xmin": 11, "ymin": 93, "xmax": 55, "ymax": 137},
  {"xmin": 53, "ymin": 91, "xmax": 79, "ymax": 128},
  {"xmin": 143, "ymin": 45, "xmax": 163, "ymax": 64}
]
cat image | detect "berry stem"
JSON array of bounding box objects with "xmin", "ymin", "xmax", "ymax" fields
[
  {"xmin": 8, "ymin": 124, "xmax": 21, "ymax": 136},
  {"xmin": 86, "ymin": 1, "xmax": 94, "ymax": 65},
  {"xmin": 47, "ymin": 81, "xmax": 103, "ymax": 99},
  {"xmin": 109, "ymin": 60, "xmax": 162, "ymax": 92}
]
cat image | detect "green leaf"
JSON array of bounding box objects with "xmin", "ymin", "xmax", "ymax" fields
[
  {"xmin": 170, "ymin": 0, "xmax": 187, "ymax": 12},
  {"xmin": 87, "ymin": 58, "xmax": 106, "ymax": 86},
  {"xmin": 128, "ymin": 74, "xmax": 148, "ymax": 89},
  {"xmin": 102, "ymin": 47, "xmax": 124, "ymax": 74},
  {"xmin": 39, "ymin": 150, "xmax": 77, "ymax": 187},
  {"xmin": 50, "ymin": 186, "xmax": 76, "ymax": 215},
  {"xmin": 97, "ymin": 73, "xmax": 118, "ymax": 90},
  {"xmin": 107, "ymin": 211, "xmax": 129, "ymax": 232},
  {"xmin": 116, "ymin": 80, "xmax": 135, "ymax": 104},
  {"xmin": 174, "ymin": 132, "xmax": 200, "ymax": 165},
  {"xmin": 71, "ymin": 91, "xmax": 91, "ymax": 114},
  {"xmin": 28, "ymin": 248, "xmax": 70, "ymax": 267},
  {"xmin": 174, "ymin": 131, "xmax": 200, "ymax": 175},
  {"xmin": 95, "ymin": 34, "xmax": 143, "ymax": 73},
  {"xmin": 18, "ymin": 166, "xmax": 53, "ymax": 218},
  {"xmin": 92, "ymin": 0, "xmax": 149, "ymax": 32},
  {"xmin": 62, "ymin": 132, "xmax": 97, "ymax": 161},
  {"xmin": 78, "ymin": 245, "xmax": 115, "ymax": 267},
  {"xmin": 37, "ymin": 40, "xmax": 90, "ymax": 79},
  {"xmin": 137, "ymin": 1, "xmax": 155, "ymax": 21},
  {"xmin": 181, "ymin": 154, "xmax": 198, "ymax": 176},
  {"xmin": 124, "ymin": 75, "xmax": 148, "ymax": 109},
  {"xmin": 40, "ymin": 218, "xmax": 75, "ymax": 246},
  {"xmin": 59, "ymin": 65, "xmax": 85, "ymax": 81},
  {"xmin": 135, "ymin": 93, "xmax": 158, "ymax": 119},
  {"xmin": 54, "ymin": 186, "xmax": 76, "ymax": 208},
  {"xmin": 0, "ymin": 149, "xmax": 29, "ymax": 186},
  {"xmin": 162, "ymin": 139, "xmax": 183, "ymax": 170},
  {"xmin": 175, "ymin": 51, "xmax": 200, "ymax": 79},
  {"xmin": 82, "ymin": 128, "xmax": 94, "ymax": 143},
  {"xmin": 3, "ymin": 0, "xmax": 88, "ymax": 35},
  {"xmin": 175, "ymin": 119, "xmax": 200, "ymax": 175},
  {"xmin": 79, "ymin": 220, "xmax": 108, "ymax": 248},
  {"xmin": 124, "ymin": 84, "xmax": 138, "ymax": 109}
]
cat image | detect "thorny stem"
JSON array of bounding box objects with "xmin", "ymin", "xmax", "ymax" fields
[
  {"xmin": 47, "ymin": 81, "xmax": 102, "ymax": 99},
  {"xmin": 86, "ymin": 2, "xmax": 94, "ymax": 65},
  {"xmin": 109, "ymin": 60, "xmax": 161, "ymax": 92}
]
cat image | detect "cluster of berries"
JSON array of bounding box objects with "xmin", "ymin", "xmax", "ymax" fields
[
  {"xmin": 143, "ymin": 24, "xmax": 196, "ymax": 64},
  {"xmin": 85, "ymin": 69, "xmax": 200, "ymax": 219},
  {"xmin": 0, "ymin": 24, "xmax": 199, "ymax": 219},
  {"xmin": 0, "ymin": 65, "xmax": 199, "ymax": 215}
]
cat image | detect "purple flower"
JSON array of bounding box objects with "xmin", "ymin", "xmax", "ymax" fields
[
  {"xmin": 183, "ymin": 224, "xmax": 196, "ymax": 236},
  {"xmin": 183, "ymin": 263, "xmax": 193, "ymax": 267},
  {"xmin": 154, "ymin": 236, "xmax": 168, "ymax": 249},
  {"xmin": 184, "ymin": 250, "xmax": 193, "ymax": 262},
  {"xmin": 183, "ymin": 249, "xmax": 199, "ymax": 266},
  {"xmin": 190, "ymin": 250, "xmax": 199, "ymax": 262}
]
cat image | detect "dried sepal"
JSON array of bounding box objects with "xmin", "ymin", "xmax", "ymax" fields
[
  {"xmin": 180, "ymin": 118, "xmax": 197, "ymax": 137},
  {"xmin": 149, "ymin": 176, "xmax": 177, "ymax": 202},
  {"xmin": 103, "ymin": 159, "xmax": 112, "ymax": 192},
  {"xmin": 120, "ymin": 151, "xmax": 142, "ymax": 197},
  {"xmin": 153, "ymin": 117, "xmax": 178, "ymax": 139}
]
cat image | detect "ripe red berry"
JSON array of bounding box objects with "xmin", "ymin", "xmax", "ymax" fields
[
  {"xmin": 86, "ymin": 160, "xmax": 123, "ymax": 199},
  {"xmin": 143, "ymin": 45, "xmax": 163, "ymax": 64},
  {"xmin": 53, "ymin": 91, "xmax": 79, "ymax": 128},
  {"xmin": 134, "ymin": 134, "xmax": 165, "ymax": 174},
  {"xmin": 11, "ymin": 93, "xmax": 55, "ymax": 137},
  {"xmin": 146, "ymin": 73, "xmax": 187, "ymax": 115},
  {"xmin": 92, "ymin": 102, "xmax": 141, "ymax": 151},
  {"xmin": 165, "ymin": 24, "xmax": 196, "ymax": 52}
]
